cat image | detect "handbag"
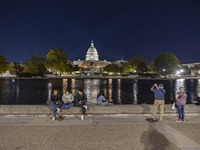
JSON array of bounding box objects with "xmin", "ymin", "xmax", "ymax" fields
[{"xmin": 172, "ymin": 103, "xmax": 176, "ymax": 110}]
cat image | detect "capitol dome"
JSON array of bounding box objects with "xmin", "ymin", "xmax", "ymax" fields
[{"xmin": 85, "ymin": 41, "xmax": 99, "ymax": 61}]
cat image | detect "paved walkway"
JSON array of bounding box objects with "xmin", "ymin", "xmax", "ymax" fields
[{"xmin": 0, "ymin": 115, "xmax": 200, "ymax": 150}]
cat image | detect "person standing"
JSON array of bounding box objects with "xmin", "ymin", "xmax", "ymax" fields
[
  {"xmin": 75, "ymin": 89, "xmax": 88, "ymax": 120},
  {"xmin": 49, "ymin": 90, "xmax": 63, "ymax": 120},
  {"xmin": 176, "ymin": 87, "xmax": 187, "ymax": 122},
  {"xmin": 61, "ymin": 89, "xmax": 74, "ymax": 110},
  {"xmin": 151, "ymin": 83, "xmax": 166, "ymax": 121}
]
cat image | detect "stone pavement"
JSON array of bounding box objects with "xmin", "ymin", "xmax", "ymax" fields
[{"xmin": 0, "ymin": 115, "xmax": 200, "ymax": 150}]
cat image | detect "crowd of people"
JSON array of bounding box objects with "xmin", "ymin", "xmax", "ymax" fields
[{"xmin": 49, "ymin": 84, "xmax": 199, "ymax": 122}]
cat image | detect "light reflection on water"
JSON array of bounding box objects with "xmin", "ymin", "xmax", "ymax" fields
[
  {"xmin": 197, "ymin": 79, "xmax": 200, "ymax": 97},
  {"xmin": 133, "ymin": 80, "xmax": 138, "ymax": 104},
  {"xmin": 117, "ymin": 79, "xmax": 121, "ymax": 104},
  {"xmin": 0, "ymin": 78, "xmax": 199, "ymax": 105}
]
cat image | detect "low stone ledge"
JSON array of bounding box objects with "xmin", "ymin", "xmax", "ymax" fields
[{"xmin": 0, "ymin": 104, "xmax": 200, "ymax": 115}]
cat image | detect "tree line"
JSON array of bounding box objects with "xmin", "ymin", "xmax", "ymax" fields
[{"xmin": 0, "ymin": 49, "xmax": 199, "ymax": 76}]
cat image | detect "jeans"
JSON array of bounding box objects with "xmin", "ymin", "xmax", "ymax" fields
[
  {"xmin": 76, "ymin": 102, "xmax": 86, "ymax": 115},
  {"xmin": 50, "ymin": 103, "xmax": 59, "ymax": 117},
  {"xmin": 153, "ymin": 100, "xmax": 165, "ymax": 120},
  {"xmin": 98, "ymin": 101, "xmax": 109, "ymax": 106},
  {"xmin": 177, "ymin": 105, "xmax": 185, "ymax": 120},
  {"xmin": 61, "ymin": 102, "xmax": 74, "ymax": 110}
]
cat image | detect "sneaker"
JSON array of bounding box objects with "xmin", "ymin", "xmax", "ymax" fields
[
  {"xmin": 176, "ymin": 119, "xmax": 182, "ymax": 122},
  {"xmin": 56, "ymin": 108, "xmax": 60, "ymax": 112},
  {"xmin": 52, "ymin": 117, "xmax": 56, "ymax": 121},
  {"xmin": 83, "ymin": 105, "xmax": 88, "ymax": 110},
  {"xmin": 182, "ymin": 119, "xmax": 185, "ymax": 122},
  {"xmin": 81, "ymin": 115, "xmax": 84, "ymax": 120},
  {"xmin": 152, "ymin": 118, "xmax": 158, "ymax": 122}
]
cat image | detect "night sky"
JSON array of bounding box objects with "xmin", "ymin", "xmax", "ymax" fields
[{"xmin": 0, "ymin": 0, "xmax": 200, "ymax": 63}]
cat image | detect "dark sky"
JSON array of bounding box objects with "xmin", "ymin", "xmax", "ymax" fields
[{"xmin": 0, "ymin": 0, "xmax": 200, "ymax": 63}]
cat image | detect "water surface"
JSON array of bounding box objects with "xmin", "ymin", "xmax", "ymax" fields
[{"xmin": 0, "ymin": 78, "xmax": 199, "ymax": 105}]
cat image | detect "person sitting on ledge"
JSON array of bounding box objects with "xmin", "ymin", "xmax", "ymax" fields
[
  {"xmin": 75, "ymin": 88, "xmax": 88, "ymax": 120},
  {"xmin": 96, "ymin": 90, "xmax": 109, "ymax": 106},
  {"xmin": 49, "ymin": 90, "xmax": 63, "ymax": 120},
  {"xmin": 61, "ymin": 89, "xmax": 74, "ymax": 110},
  {"xmin": 193, "ymin": 97, "xmax": 200, "ymax": 106}
]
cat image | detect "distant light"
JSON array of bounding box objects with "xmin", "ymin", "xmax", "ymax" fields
[
  {"xmin": 177, "ymin": 71, "xmax": 180, "ymax": 75},
  {"xmin": 134, "ymin": 70, "xmax": 136, "ymax": 73},
  {"xmin": 163, "ymin": 69, "xmax": 166, "ymax": 72},
  {"xmin": 180, "ymin": 69, "xmax": 184, "ymax": 73}
]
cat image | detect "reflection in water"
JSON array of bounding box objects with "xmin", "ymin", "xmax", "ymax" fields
[
  {"xmin": 133, "ymin": 80, "xmax": 138, "ymax": 104},
  {"xmin": 1, "ymin": 78, "xmax": 200, "ymax": 105},
  {"xmin": 197, "ymin": 79, "xmax": 200, "ymax": 97},
  {"xmin": 47, "ymin": 82, "xmax": 52, "ymax": 102},
  {"xmin": 84, "ymin": 79, "xmax": 100, "ymax": 104},
  {"xmin": 108, "ymin": 79, "xmax": 113, "ymax": 102},
  {"xmin": 62, "ymin": 79, "xmax": 68, "ymax": 94},
  {"xmin": 169, "ymin": 80, "xmax": 174, "ymax": 102},
  {"xmin": 71, "ymin": 79, "xmax": 76, "ymax": 96},
  {"xmin": 103, "ymin": 80, "xmax": 107, "ymax": 99},
  {"xmin": 16, "ymin": 80, "xmax": 20, "ymax": 103},
  {"xmin": 117, "ymin": 79, "xmax": 121, "ymax": 104},
  {"xmin": 175, "ymin": 79, "xmax": 185, "ymax": 94},
  {"xmin": 189, "ymin": 79, "xmax": 196, "ymax": 102}
]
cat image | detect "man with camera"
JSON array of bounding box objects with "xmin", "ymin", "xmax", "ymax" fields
[{"xmin": 151, "ymin": 83, "xmax": 166, "ymax": 122}]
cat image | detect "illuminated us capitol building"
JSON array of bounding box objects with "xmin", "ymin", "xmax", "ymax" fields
[{"xmin": 73, "ymin": 41, "xmax": 111, "ymax": 72}]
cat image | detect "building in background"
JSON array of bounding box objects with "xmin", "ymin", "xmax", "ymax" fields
[{"xmin": 73, "ymin": 41, "xmax": 111, "ymax": 72}]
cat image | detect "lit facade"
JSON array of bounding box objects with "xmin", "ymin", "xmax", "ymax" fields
[{"xmin": 73, "ymin": 41, "xmax": 110, "ymax": 72}]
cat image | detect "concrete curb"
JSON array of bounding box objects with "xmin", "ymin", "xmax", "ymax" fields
[{"xmin": 0, "ymin": 104, "xmax": 199, "ymax": 116}]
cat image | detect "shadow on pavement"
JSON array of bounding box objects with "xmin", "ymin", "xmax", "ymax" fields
[{"xmin": 141, "ymin": 126, "xmax": 176, "ymax": 150}]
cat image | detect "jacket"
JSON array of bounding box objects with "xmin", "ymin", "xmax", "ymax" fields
[
  {"xmin": 50, "ymin": 94, "xmax": 62, "ymax": 106},
  {"xmin": 75, "ymin": 93, "xmax": 87, "ymax": 103}
]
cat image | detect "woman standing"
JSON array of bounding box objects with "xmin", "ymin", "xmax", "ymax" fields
[{"xmin": 176, "ymin": 87, "xmax": 187, "ymax": 122}]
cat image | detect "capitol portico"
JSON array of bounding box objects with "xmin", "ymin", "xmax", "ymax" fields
[{"xmin": 73, "ymin": 41, "xmax": 110, "ymax": 72}]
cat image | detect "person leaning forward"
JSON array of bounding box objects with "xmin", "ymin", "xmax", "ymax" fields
[
  {"xmin": 151, "ymin": 83, "xmax": 166, "ymax": 121},
  {"xmin": 75, "ymin": 89, "xmax": 88, "ymax": 120}
]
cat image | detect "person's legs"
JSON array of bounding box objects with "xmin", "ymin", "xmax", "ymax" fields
[
  {"xmin": 82, "ymin": 102, "xmax": 86, "ymax": 115},
  {"xmin": 159, "ymin": 100, "xmax": 164, "ymax": 120},
  {"xmin": 99, "ymin": 101, "xmax": 109, "ymax": 106},
  {"xmin": 50, "ymin": 103, "xmax": 58, "ymax": 117},
  {"xmin": 61, "ymin": 102, "xmax": 74, "ymax": 110},
  {"xmin": 76, "ymin": 102, "xmax": 85, "ymax": 115},
  {"xmin": 181, "ymin": 105, "xmax": 185, "ymax": 120},
  {"xmin": 65, "ymin": 102, "xmax": 74, "ymax": 110},
  {"xmin": 177, "ymin": 105, "xmax": 182, "ymax": 120},
  {"xmin": 153, "ymin": 100, "xmax": 159, "ymax": 119},
  {"xmin": 76, "ymin": 102, "xmax": 86, "ymax": 120}
]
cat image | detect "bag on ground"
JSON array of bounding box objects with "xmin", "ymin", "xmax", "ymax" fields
[{"xmin": 172, "ymin": 102, "xmax": 176, "ymax": 110}]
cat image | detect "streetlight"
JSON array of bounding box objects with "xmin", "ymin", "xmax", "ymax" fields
[
  {"xmin": 176, "ymin": 71, "xmax": 180, "ymax": 75},
  {"xmin": 163, "ymin": 69, "xmax": 166, "ymax": 78}
]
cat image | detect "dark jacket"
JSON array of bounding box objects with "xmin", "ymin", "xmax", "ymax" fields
[
  {"xmin": 75, "ymin": 93, "xmax": 87, "ymax": 103},
  {"xmin": 50, "ymin": 94, "xmax": 62, "ymax": 106}
]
